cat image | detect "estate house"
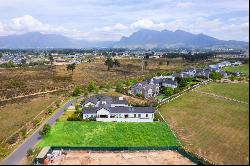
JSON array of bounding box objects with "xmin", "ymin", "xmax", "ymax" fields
[{"xmin": 81, "ymin": 95, "xmax": 155, "ymax": 122}]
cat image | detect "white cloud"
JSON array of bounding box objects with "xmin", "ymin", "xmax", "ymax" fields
[
  {"xmin": 130, "ymin": 19, "xmax": 165, "ymax": 30},
  {"xmin": 0, "ymin": 15, "xmax": 89, "ymax": 39},
  {"xmin": 96, "ymin": 23, "xmax": 127, "ymax": 32}
]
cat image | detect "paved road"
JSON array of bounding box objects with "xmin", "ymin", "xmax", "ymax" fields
[{"xmin": 1, "ymin": 96, "xmax": 84, "ymax": 165}]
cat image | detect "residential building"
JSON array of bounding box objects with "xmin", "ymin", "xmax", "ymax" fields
[{"xmin": 82, "ymin": 95, "xmax": 155, "ymax": 122}]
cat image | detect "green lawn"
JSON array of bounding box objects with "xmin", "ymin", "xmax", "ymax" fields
[
  {"xmin": 158, "ymin": 91, "xmax": 249, "ymax": 165},
  {"xmin": 155, "ymin": 94, "xmax": 167, "ymax": 100},
  {"xmin": 222, "ymin": 64, "xmax": 249, "ymax": 75},
  {"xmin": 38, "ymin": 122, "xmax": 180, "ymax": 147},
  {"xmin": 196, "ymin": 82, "xmax": 249, "ymax": 102}
]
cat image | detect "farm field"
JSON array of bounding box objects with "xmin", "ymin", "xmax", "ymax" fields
[
  {"xmin": 222, "ymin": 64, "xmax": 249, "ymax": 75},
  {"xmin": 196, "ymin": 82, "xmax": 249, "ymax": 102},
  {"xmin": 37, "ymin": 121, "xmax": 180, "ymax": 147},
  {"xmin": 158, "ymin": 90, "xmax": 249, "ymax": 165}
]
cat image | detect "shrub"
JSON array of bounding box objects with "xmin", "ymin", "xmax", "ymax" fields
[
  {"xmin": 39, "ymin": 124, "xmax": 51, "ymax": 137},
  {"xmin": 27, "ymin": 148, "xmax": 33, "ymax": 156},
  {"xmin": 33, "ymin": 119, "xmax": 41, "ymax": 126},
  {"xmin": 163, "ymin": 87, "xmax": 174, "ymax": 97},
  {"xmin": 7, "ymin": 133, "xmax": 19, "ymax": 144},
  {"xmin": 72, "ymin": 86, "xmax": 81, "ymax": 96},
  {"xmin": 67, "ymin": 114, "xmax": 81, "ymax": 121},
  {"xmin": 47, "ymin": 108, "xmax": 53, "ymax": 115},
  {"xmin": 20, "ymin": 128, "xmax": 27, "ymax": 138},
  {"xmin": 135, "ymin": 93, "xmax": 143, "ymax": 98},
  {"xmin": 87, "ymin": 81, "xmax": 96, "ymax": 93}
]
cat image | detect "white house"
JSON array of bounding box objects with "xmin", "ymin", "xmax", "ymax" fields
[{"xmin": 82, "ymin": 95, "xmax": 155, "ymax": 122}]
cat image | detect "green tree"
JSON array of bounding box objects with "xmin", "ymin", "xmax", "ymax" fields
[
  {"xmin": 67, "ymin": 63, "xmax": 76, "ymax": 73},
  {"xmin": 39, "ymin": 124, "xmax": 51, "ymax": 137},
  {"xmin": 163, "ymin": 87, "xmax": 174, "ymax": 97},
  {"xmin": 178, "ymin": 78, "xmax": 188, "ymax": 89},
  {"xmin": 210, "ymin": 72, "xmax": 222, "ymax": 81},
  {"xmin": 0, "ymin": 52, "xmax": 2, "ymax": 58},
  {"xmin": 105, "ymin": 57, "xmax": 114, "ymax": 71},
  {"xmin": 166, "ymin": 60, "xmax": 170, "ymax": 66},
  {"xmin": 72, "ymin": 86, "xmax": 81, "ymax": 96},
  {"xmin": 49, "ymin": 54, "xmax": 54, "ymax": 65},
  {"xmin": 144, "ymin": 61, "xmax": 148, "ymax": 70},
  {"xmin": 114, "ymin": 59, "xmax": 121, "ymax": 67},
  {"xmin": 158, "ymin": 61, "xmax": 163, "ymax": 66}
]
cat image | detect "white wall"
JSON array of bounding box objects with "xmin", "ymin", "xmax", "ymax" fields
[{"xmin": 96, "ymin": 117, "xmax": 153, "ymax": 122}]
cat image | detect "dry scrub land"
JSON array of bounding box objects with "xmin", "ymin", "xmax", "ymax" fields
[{"xmin": 158, "ymin": 83, "xmax": 249, "ymax": 165}]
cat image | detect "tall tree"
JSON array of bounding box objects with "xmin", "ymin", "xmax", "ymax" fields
[
  {"xmin": 144, "ymin": 61, "xmax": 148, "ymax": 70},
  {"xmin": 114, "ymin": 59, "xmax": 121, "ymax": 67},
  {"xmin": 105, "ymin": 57, "xmax": 114, "ymax": 71},
  {"xmin": 49, "ymin": 54, "xmax": 54, "ymax": 65}
]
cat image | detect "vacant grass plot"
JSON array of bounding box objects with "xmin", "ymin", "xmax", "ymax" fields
[
  {"xmin": 38, "ymin": 122, "xmax": 180, "ymax": 147},
  {"xmin": 222, "ymin": 64, "xmax": 249, "ymax": 75},
  {"xmin": 196, "ymin": 82, "xmax": 249, "ymax": 102},
  {"xmin": 158, "ymin": 91, "xmax": 249, "ymax": 165}
]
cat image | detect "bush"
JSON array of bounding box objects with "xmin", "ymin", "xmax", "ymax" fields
[
  {"xmin": 72, "ymin": 86, "xmax": 81, "ymax": 96},
  {"xmin": 47, "ymin": 108, "xmax": 53, "ymax": 115},
  {"xmin": 135, "ymin": 93, "xmax": 143, "ymax": 98},
  {"xmin": 163, "ymin": 87, "xmax": 174, "ymax": 97},
  {"xmin": 39, "ymin": 124, "xmax": 51, "ymax": 137},
  {"xmin": 20, "ymin": 128, "xmax": 27, "ymax": 138},
  {"xmin": 7, "ymin": 133, "xmax": 19, "ymax": 144},
  {"xmin": 27, "ymin": 148, "xmax": 33, "ymax": 157},
  {"xmin": 67, "ymin": 113, "xmax": 81, "ymax": 121},
  {"xmin": 33, "ymin": 119, "xmax": 41, "ymax": 126},
  {"xmin": 210, "ymin": 71, "xmax": 222, "ymax": 81}
]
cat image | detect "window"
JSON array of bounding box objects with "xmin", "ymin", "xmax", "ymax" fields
[
  {"xmin": 146, "ymin": 114, "xmax": 148, "ymax": 118},
  {"xmin": 100, "ymin": 115, "xmax": 108, "ymax": 118},
  {"xmin": 138, "ymin": 114, "xmax": 141, "ymax": 118},
  {"xmin": 125, "ymin": 114, "xmax": 128, "ymax": 118},
  {"xmin": 134, "ymin": 114, "xmax": 136, "ymax": 118}
]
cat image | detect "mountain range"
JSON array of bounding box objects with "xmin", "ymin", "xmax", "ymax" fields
[{"xmin": 0, "ymin": 29, "xmax": 248, "ymax": 49}]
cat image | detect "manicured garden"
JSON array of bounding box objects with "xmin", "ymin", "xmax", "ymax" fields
[{"xmin": 37, "ymin": 121, "xmax": 180, "ymax": 147}]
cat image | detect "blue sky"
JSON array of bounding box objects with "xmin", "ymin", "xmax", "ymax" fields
[{"xmin": 0, "ymin": 0, "xmax": 249, "ymax": 41}]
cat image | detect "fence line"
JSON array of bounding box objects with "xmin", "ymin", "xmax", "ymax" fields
[{"xmin": 192, "ymin": 89, "xmax": 248, "ymax": 104}]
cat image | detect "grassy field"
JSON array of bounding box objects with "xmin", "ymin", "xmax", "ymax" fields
[
  {"xmin": 196, "ymin": 82, "xmax": 249, "ymax": 102},
  {"xmin": 222, "ymin": 64, "xmax": 249, "ymax": 75},
  {"xmin": 37, "ymin": 121, "xmax": 180, "ymax": 147},
  {"xmin": 158, "ymin": 90, "xmax": 249, "ymax": 165}
]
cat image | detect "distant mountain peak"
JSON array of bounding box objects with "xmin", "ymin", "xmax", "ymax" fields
[{"xmin": 115, "ymin": 28, "xmax": 248, "ymax": 49}]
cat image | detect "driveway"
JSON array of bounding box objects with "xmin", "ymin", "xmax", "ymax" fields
[{"xmin": 1, "ymin": 96, "xmax": 84, "ymax": 165}]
